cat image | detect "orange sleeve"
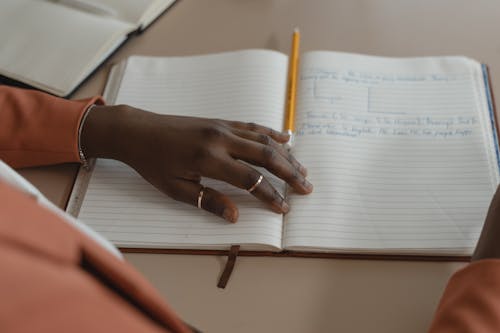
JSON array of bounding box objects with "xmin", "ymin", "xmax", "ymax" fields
[
  {"xmin": 429, "ymin": 259, "xmax": 500, "ymax": 332},
  {"xmin": 0, "ymin": 85, "xmax": 104, "ymax": 168}
]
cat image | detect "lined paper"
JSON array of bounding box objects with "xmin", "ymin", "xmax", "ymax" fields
[
  {"xmin": 284, "ymin": 52, "xmax": 500, "ymax": 254},
  {"xmin": 78, "ymin": 50, "xmax": 288, "ymax": 250}
]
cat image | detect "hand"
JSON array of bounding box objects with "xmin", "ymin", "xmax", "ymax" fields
[
  {"xmin": 472, "ymin": 185, "xmax": 500, "ymax": 261},
  {"xmin": 81, "ymin": 105, "xmax": 313, "ymax": 222}
]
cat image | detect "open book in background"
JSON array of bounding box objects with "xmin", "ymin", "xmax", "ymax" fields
[
  {"xmin": 0, "ymin": 0, "xmax": 176, "ymax": 97},
  {"xmin": 68, "ymin": 49, "xmax": 500, "ymax": 259}
]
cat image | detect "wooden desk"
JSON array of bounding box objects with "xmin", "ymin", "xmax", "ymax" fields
[{"xmin": 20, "ymin": 0, "xmax": 500, "ymax": 331}]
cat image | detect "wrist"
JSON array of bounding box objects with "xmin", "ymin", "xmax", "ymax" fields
[{"xmin": 80, "ymin": 104, "xmax": 131, "ymax": 162}]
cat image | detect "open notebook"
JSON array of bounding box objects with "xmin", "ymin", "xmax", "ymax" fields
[
  {"xmin": 68, "ymin": 50, "xmax": 500, "ymax": 258},
  {"xmin": 0, "ymin": 0, "xmax": 176, "ymax": 97}
]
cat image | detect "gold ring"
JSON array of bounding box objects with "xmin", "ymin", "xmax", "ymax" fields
[
  {"xmin": 197, "ymin": 188, "xmax": 204, "ymax": 209},
  {"xmin": 247, "ymin": 175, "xmax": 263, "ymax": 193}
]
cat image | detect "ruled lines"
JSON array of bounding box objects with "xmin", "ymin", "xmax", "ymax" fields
[{"xmin": 283, "ymin": 52, "xmax": 499, "ymax": 254}]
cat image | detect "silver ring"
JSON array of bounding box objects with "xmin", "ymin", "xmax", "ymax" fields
[
  {"xmin": 197, "ymin": 188, "xmax": 204, "ymax": 209},
  {"xmin": 247, "ymin": 175, "xmax": 263, "ymax": 193}
]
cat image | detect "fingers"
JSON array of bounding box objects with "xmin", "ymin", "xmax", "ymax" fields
[
  {"xmin": 157, "ymin": 119, "xmax": 312, "ymax": 219},
  {"xmin": 227, "ymin": 120, "xmax": 290, "ymax": 144},
  {"xmin": 227, "ymin": 136, "xmax": 312, "ymax": 194},
  {"xmin": 164, "ymin": 179, "xmax": 239, "ymax": 223},
  {"xmin": 247, "ymin": 173, "xmax": 290, "ymax": 214},
  {"xmin": 231, "ymin": 128, "xmax": 307, "ymax": 176},
  {"xmin": 204, "ymin": 157, "xmax": 290, "ymax": 214}
]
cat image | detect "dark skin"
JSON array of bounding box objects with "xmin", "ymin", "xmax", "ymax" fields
[{"xmin": 81, "ymin": 105, "xmax": 313, "ymax": 223}]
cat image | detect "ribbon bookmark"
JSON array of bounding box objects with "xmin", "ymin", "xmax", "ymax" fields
[{"xmin": 217, "ymin": 245, "xmax": 240, "ymax": 289}]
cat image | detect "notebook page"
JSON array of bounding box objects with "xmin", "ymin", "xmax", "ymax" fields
[
  {"xmin": 78, "ymin": 50, "xmax": 288, "ymax": 250},
  {"xmin": 284, "ymin": 51, "xmax": 500, "ymax": 254},
  {"xmin": 0, "ymin": 0, "xmax": 134, "ymax": 96}
]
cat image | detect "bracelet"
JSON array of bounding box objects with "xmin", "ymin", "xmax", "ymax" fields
[{"xmin": 78, "ymin": 104, "xmax": 97, "ymax": 170}]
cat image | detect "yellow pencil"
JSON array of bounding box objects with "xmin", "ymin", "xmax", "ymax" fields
[{"xmin": 284, "ymin": 27, "xmax": 300, "ymax": 147}]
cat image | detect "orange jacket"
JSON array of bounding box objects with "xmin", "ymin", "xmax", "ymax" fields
[
  {"xmin": 429, "ymin": 260, "xmax": 500, "ymax": 332},
  {"xmin": 0, "ymin": 86, "xmax": 192, "ymax": 333},
  {"xmin": 1, "ymin": 85, "xmax": 500, "ymax": 332}
]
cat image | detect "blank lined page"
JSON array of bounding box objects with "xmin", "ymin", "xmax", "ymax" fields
[
  {"xmin": 78, "ymin": 50, "xmax": 288, "ymax": 250},
  {"xmin": 284, "ymin": 52, "xmax": 499, "ymax": 254}
]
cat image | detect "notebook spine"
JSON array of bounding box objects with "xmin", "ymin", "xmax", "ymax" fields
[{"xmin": 482, "ymin": 64, "xmax": 500, "ymax": 170}]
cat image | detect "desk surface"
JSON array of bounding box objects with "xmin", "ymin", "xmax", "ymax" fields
[{"xmin": 19, "ymin": 0, "xmax": 500, "ymax": 331}]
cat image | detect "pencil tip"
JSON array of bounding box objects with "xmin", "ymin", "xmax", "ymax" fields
[{"xmin": 294, "ymin": 27, "xmax": 300, "ymax": 33}]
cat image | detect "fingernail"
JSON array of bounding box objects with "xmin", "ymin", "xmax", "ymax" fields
[
  {"xmin": 223, "ymin": 208, "xmax": 238, "ymax": 223},
  {"xmin": 300, "ymin": 165, "xmax": 308, "ymax": 176},
  {"xmin": 304, "ymin": 180, "xmax": 313, "ymax": 192},
  {"xmin": 281, "ymin": 200, "xmax": 290, "ymax": 213}
]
